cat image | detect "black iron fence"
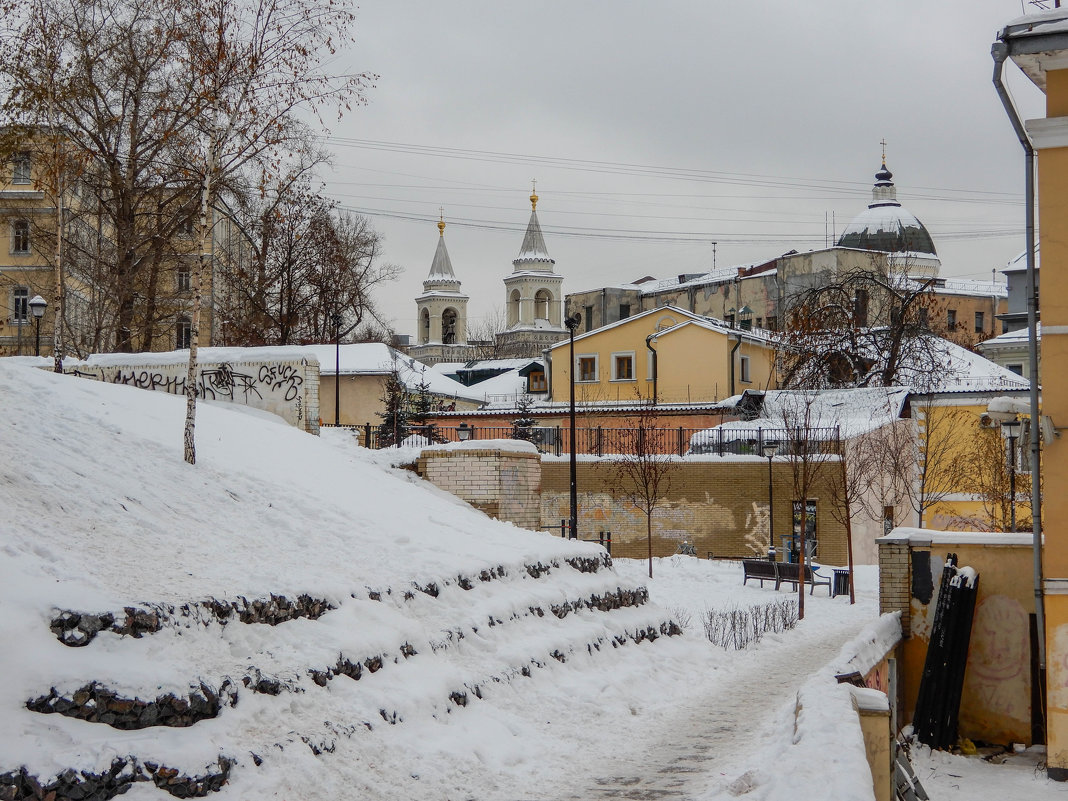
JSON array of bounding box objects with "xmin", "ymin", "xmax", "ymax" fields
[{"xmin": 327, "ymin": 423, "xmax": 841, "ymax": 457}]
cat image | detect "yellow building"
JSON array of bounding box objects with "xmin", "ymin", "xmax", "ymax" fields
[
  {"xmin": 0, "ymin": 132, "xmax": 245, "ymax": 358},
  {"xmin": 996, "ymin": 11, "xmax": 1068, "ymax": 775},
  {"xmin": 546, "ymin": 306, "xmax": 777, "ymax": 405}
]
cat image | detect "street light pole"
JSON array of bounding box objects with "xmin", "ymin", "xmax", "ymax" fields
[
  {"xmin": 762, "ymin": 441, "xmax": 778, "ymax": 561},
  {"xmin": 1003, "ymin": 419, "xmax": 1022, "ymax": 532},
  {"xmin": 28, "ymin": 295, "xmax": 47, "ymax": 357},
  {"xmin": 565, "ymin": 312, "xmax": 582, "ymax": 540},
  {"xmin": 331, "ymin": 312, "xmax": 343, "ymax": 426}
]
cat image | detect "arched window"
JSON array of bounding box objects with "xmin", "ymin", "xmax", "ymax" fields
[
  {"xmin": 508, "ymin": 289, "xmax": 521, "ymax": 327},
  {"xmin": 534, "ymin": 289, "xmax": 552, "ymax": 321},
  {"xmin": 420, "ymin": 308, "xmax": 430, "ymax": 344},
  {"xmin": 442, "ymin": 308, "xmax": 457, "ymax": 344}
]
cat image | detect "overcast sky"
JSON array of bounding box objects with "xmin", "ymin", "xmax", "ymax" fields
[{"xmin": 321, "ymin": 1, "xmax": 1046, "ymax": 340}]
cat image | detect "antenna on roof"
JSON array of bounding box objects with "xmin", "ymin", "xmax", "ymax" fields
[{"xmin": 712, "ymin": 242, "xmax": 716, "ymax": 271}]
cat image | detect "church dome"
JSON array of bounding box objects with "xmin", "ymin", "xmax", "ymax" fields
[{"xmin": 837, "ymin": 162, "xmax": 937, "ymax": 258}]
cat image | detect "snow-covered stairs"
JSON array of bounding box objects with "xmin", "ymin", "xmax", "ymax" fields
[{"xmin": 4, "ymin": 549, "xmax": 679, "ymax": 800}]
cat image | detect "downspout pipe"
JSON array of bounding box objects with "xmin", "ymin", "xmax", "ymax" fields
[
  {"xmin": 993, "ymin": 40, "xmax": 1045, "ymax": 670},
  {"xmin": 645, "ymin": 334, "xmax": 658, "ymax": 405},
  {"xmin": 729, "ymin": 335, "xmax": 741, "ymax": 398}
]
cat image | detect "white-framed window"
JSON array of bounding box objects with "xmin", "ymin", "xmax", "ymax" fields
[
  {"xmin": 611, "ymin": 351, "xmax": 635, "ymax": 381},
  {"xmin": 12, "ymin": 286, "xmax": 28, "ymax": 323},
  {"xmin": 178, "ymin": 216, "xmax": 195, "ymax": 236},
  {"xmin": 577, "ymin": 354, "xmax": 598, "ymax": 382},
  {"xmin": 740, "ymin": 354, "xmax": 751, "ymax": 383},
  {"xmin": 176, "ymin": 315, "xmax": 192, "ymax": 349},
  {"xmin": 12, "ymin": 219, "xmax": 30, "ymax": 254},
  {"xmin": 177, "ymin": 262, "xmax": 191, "ymax": 292},
  {"xmin": 12, "ymin": 152, "xmax": 30, "ymax": 184}
]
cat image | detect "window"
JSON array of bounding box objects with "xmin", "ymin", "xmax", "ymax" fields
[
  {"xmin": 740, "ymin": 354, "xmax": 751, "ymax": 383},
  {"xmin": 974, "ymin": 311, "xmax": 985, "ymax": 333},
  {"xmin": 1007, "ymin": 363, "xmax": 1024, "ymax": 376},
  {"xmin": 577, "ymin": 354, "xmax": 598, "ymax": 382},
  {"xmin": 12, "ymin": 220, "xmax": 29, "ymax": 254},
  {"xmin": 946, "ymin": 309, "xmax": 957, "ymax": 329},
  {"xmin": 12, "ymin": 153, "xmax": 30, "ymax": 184},
  {"xmin": 12, "ymin": 287, "xmax": 28, "ymax": 323},
  {"xmin": 766, "ymin": 315, "xmax": 777, "ymax": 332},
  {"xmin": 442, "ymin": 308, "xmax": 457, "ymax": 344},
  {"xmin": 611, "ymin": 351, "xmax": 635, "ymax": 381},
  {"xmin": 791, "ymin": 499, "xmax": 818, "ymax": 559},
  {"xmin": 527, "ymin": 371, "xmax": 547, "ymax": 392},
  {"xmin": 618, "ymin": 303, "xmax": 630, "ymax": 320},
  {"xmin": 176, "ymin": 315, "xmax": 192, "ymax": 349},
  {"xmin": 534, "ymin": 289, "xmax": 551, "ymax": 320},
  {"xmin": 177, "ymin": 263, "xmax": 191, "ymax": 292},
  {"xmin": 584, "ymin": 305, "xmax": 594, "ymax": 332},
  {"xmin": 178, "ymin": 216, "xmax": 195, "ymax": 236},
  {"xmin": 918, "ymin": 307, "xmax": 928, "ymax": 329},
  {"xmin": 853, "ymin": 290, "xmax": 869, "ymax": 327},
  {"xmin": 882, "ymin": 505, "xmax": 895, "ymax": 537}
]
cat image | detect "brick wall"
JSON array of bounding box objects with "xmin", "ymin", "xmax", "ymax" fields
[
  {"xmin": 416, "ymin": 448, "xmax": 541, "ymax": 530},
  {"xmin": 878, "ymin": 535, "xmax": 912, "ymax": 635},
  {"xmin": 541, "ymin": 458, "xmax": 848, "ymax": 563}
]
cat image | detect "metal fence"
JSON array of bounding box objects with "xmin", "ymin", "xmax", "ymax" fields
[{"xmin": 327, "ymin": 423, "xmax": 841, "ymax": 457}]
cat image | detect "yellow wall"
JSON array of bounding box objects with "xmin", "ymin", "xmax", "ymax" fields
[
  {"xmin": 1037, "ymin": 66, "xmax": 1068, "ymax": 771},
  {"xmin": 911, "ymin": 395, "xmax": 1032, "ymax": 533},
  {"xmin": 549, "ymin": 310, "xmax": 777, "ymax": 405},
  {"xmin": 896, "ymin": 540, "xmax": 1036, "ymax": 745}
]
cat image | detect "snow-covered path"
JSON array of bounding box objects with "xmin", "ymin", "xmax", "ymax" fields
[{"xmin": 566, "ymin": 591, "xmax": 877, "ymax": 800}]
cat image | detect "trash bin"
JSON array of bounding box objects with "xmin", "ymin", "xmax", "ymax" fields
[{"xmin": 832, "ymin": 569, "xmax": 850, "ymax": 598}]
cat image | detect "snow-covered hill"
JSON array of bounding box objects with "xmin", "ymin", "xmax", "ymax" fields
[{"xmin": 0, "ymin": 362, "xmax": 679, "ymax": 800}]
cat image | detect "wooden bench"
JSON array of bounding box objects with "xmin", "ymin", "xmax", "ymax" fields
[
  {"xmin": 742, "ymin": 559, "xmax": 833, "ymax": 595},
  {"xmin": 742, "ymin": 559, "xmax": 780, "ymax": 589},
  {"xmin": 775, "ymin": 561, "xmax": 832, "ymax": 595}
]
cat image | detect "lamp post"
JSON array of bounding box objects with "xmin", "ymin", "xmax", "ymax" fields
[
  {"xmin": 1003, "ymin": 419, "xmax": 1022, "ymax": 532},
  {"xmin": 457, "ymin": 422, "xmax": 472, "ymax": 441},
  {"xmin": 331, "ymin": 312, "xmax": 342, "ymax": 426},
  {"xmin": 565, "ymin": 312, "xmax": 582, "ymax": 540},
  {"xmin": 763, "ymin": 441, "xmax": 778, "ymax": 561},
  {"xmin": 28, "ymin": 295, "xmax": 46, "ymax": 357}
]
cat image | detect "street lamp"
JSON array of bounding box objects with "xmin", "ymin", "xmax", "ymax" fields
[
  {"xmin": 331, "ymin": 312, "xmax": 343, "ymax": 426},
  {"xmin": 457, "ymin": 422, "xmax": 472, "ymax": 441},
  {"xmin": 1002, "ymin": 418, "xmax": 1022, "ymax": 532},
  {"xmin": 762, "ymin": 441, "xmax": 778, "ymax": 561},
  {"xmin": 28, "ymin": 295, "xmax": 46, "ymax": 357},
  {"xmin": 565, "ymin": 311, "xmax": 582, "ymax": 540}
]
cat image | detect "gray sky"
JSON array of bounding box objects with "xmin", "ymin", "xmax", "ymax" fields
[{"xmin": 321, "ymin": 1, "xmax": 1045, "ymax": 339}]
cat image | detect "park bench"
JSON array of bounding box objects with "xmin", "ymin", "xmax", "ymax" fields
[
  {"xmin": 741, "ymin": 558, "xmax": 780, "ymax": 589},
  {"xmin": 742, "ymin": 559, "xmax": 833, "ymax": 595},
  {"xmin": 773, "ymin": 561, "xmax": 832, "ymax": 595}
]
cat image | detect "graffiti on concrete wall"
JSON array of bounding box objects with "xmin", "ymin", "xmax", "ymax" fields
[{"xmin": 67, "ymin": 359, "xmax": 317, "ymax": 433}]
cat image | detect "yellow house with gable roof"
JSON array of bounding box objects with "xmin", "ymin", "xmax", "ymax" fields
[{"xmin": 547, "ymin": 305, "xmax": 777, "ymax": 405}]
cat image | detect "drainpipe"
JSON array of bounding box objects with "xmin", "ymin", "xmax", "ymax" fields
[
  {"xmin": 543, "ymin": 347, "xmax": 553, "ymax": 402},
  {"xmin": 601, "ymin": 288, "xmax": 606, "ymax": 328},
  {"xmin": 992, "ymin": 41, "xmax": 1045, "ymax": 670},
  {"xmin": 729, "ymin": 334, "xmax": 741, "ymax": 397},
  {"xmin": 646, "ymin": 334, "xmax": 658, "ymax": 405}
]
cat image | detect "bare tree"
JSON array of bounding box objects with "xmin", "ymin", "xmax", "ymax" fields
[
  {"xmin": 611, "ymin": 399, "xmax": 679, "ymax": 578},
  {"xmin": 962, "ymin": 423, "xmax": 1033, "ymax": 532},
  {"xmin": 0, "ymin": 0, "xmax": 205, "ymax": 353},
  {"xmin": 467, "ymin": 305, "xmax": 508, "ymax": 359},
  {"xmin": 775, "ymin": 391, "xmax": 841, "ymax": 619},
  {"xmin": 175, "ymin": 0, "xmax": 372, "ymax": 463},
  {"xmin": 905, "ymin": 394, "xmax": 973, "ymax": 529},
  {"xmin": 778, "ymin": 254, "xmax": 951, "ymax": 391}
]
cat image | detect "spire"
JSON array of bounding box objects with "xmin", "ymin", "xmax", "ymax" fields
[
  {"xmin": 426, "ymin": 212, "xmax": 458, "ymax": 284},
  {"xmin": 516, "ymin": 183, "xmax": 553, "ymax": 263}
]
